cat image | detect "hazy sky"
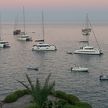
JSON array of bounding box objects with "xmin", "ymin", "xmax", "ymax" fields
[
  {"xmin": 0, "ymin": 0, "xmax": 108, "ymax": 23},
  {"xmin": 0, "ymin": 0, "xmax": 108, "ymax": 8}
]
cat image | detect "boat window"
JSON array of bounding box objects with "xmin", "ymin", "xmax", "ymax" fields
[
  {"xmin": 80, "ymin": 47, "xmax": 83, "ymax": 49},
  {"xmin": 80, "ymin": 51, "xmax": 95, "ymax": 52},
  {"xmin": 85, "ymin": 47, "xmax": 93, "ymax": 50},
  {"xmin": 37, "ymin": 45, "xmax": 50, "ymax": 47},
  {"xmin": 0, "ymin": 42, "xmax": 8, "ymax": 44}
]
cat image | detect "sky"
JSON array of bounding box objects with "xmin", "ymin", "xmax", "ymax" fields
[
  {"xmin": 0, "ymin": 0, "xmax": 108, "ymax": 9},
  {"xmin": 0, "ymin": 0, "xmax": 108, "ymax": 23}
]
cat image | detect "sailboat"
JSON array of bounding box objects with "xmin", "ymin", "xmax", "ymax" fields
[
  {"xmin": 74, "ymin": 15, "xmax": 103, "ymax": 55},
  {"xmin": 32, "ymin": 12, "xmax": 57, "ymax": 51},
  {"xmin": 0, "ymin": 16, "xmax": 10, "ymax": 48},
  {"xmin": 13, "ymin": 13, "xmax": 21, "ymax": 35},
  {"xmin": 17, "ymin": 7, "xmax": 32, "ymax": 41},
  {"xmin": 71, "ymin": 65, "xmax": 88, "ymax": 72}
]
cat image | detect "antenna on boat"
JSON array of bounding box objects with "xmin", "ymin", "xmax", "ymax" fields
[{"xmin": 42, "ymin": 10, "xmax": 45, "ymax": 42}]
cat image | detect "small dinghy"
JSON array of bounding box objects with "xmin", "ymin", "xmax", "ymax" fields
[
  {"xmin": 71, "ymin": 65, "xmax": 88, "ymax": 72},
  {"xmin": 27, "ymin": 66, "xmax": 39, "ymax": 71},
  {"xmin": 66, "ymin": 51, "xmax": 73, "ymax": 54},
  {"xmin": 99, "ymin": 75, "xmax": 108, "ymax": 81}
]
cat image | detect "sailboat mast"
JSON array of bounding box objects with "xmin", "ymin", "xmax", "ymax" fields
[
  {"xmin": 14, "ymin": 13, "xmax": 19, "ymax": 31},
  {"xmin": 85, "ymin": 14, "xmax": 89, "ymax": 45},
  {"xmin": 0, "ymin": 15, "xmax": 2, "ymax": 41},
  {"xmin": 85, "ymin": 14, "xmax": 89, "ymax": 29},
  {"xmin": 23, "ymin": 6, "xmax": 25, "ymax": 34},
  {"xmin": 42, "ymin": 11, "xmax": 45, "ymax": 42}
]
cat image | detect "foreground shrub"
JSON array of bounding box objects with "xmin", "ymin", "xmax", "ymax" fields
[
  {"xmin": 26, "ymin": 103, "xmax": 38, "ymax": 108},
  {"xmin": 53, "ymin": 90, "xmax": 80, "ymax": 105},
  {"xmin": 56, "ymin": 99, "xmax": 68, "ymax": 108},
  {"xmin": 4, "ymin": 93, "xmax": 18, "ymax": 103},
  {"xmin": 66, "ymin": 94, "xmax": 80, "ymax": 104},
  {"xmin": 63, "ymin": 104, "xmax": 74, "ymax": 108},
  {"xmin": 53, "ymin": 90, "xmax": 67, "ymax": 98},
  {"xmin": 17, "ymin": 73, "xmax": 55, "ymax": 108},
  {"xmin": 76, "ymin": 102, "xmax": 92, "ymax": 108},
  {"xmin": 4, "ymin": 73, "xmax": 92, "ymax": 108},
  {"xmin": 4, "ymin": 89, "xmax": 29, "ymax": 103},
  {"xmin": 14, "ymin": 89, "xmax": 29, "ymax": 97}
]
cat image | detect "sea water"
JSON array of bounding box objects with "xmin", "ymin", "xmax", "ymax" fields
[{"xmin": 0, "ymin": 24, "xmax": 108, "ymax": 108}]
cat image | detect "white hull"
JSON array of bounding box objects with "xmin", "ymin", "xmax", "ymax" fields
[
  {"xmin": 74, "ymin": 50, "xmax": 102, "ymax": 55},
  {"xmin": 0, "ymin": 41, "xmax": 10, "ymax": 48},
  {"xmin": 74, "ymin": 46, "xmax": 102, "ymax": 55},
  {"xmin": 0, "ymin": 44, "xmax": 5, "ymax": 48},
  {"xmin": 32, "ymin": 45, "xmax": 57, "ymax": 51},
  {"xmin": 71, "ymin": 67, "xmax": 88, "ymax": 72},
  {"xmin": 17, "ymin": 37, "xmax": 32, "ymax": 41},
  {"xmin": 18, "ymin": 37, "xmax": 27, "ymax": 41},
  {"xmin": 17, "ymin": 35, "xmax": 32, "ymax": 41}
]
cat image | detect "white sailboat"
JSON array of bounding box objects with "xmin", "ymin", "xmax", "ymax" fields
[
  {"xmin": 74, "ymin": 15, "xmax": 102, "ymax": 55},
  {"xmin": 0, "ymin": 16, "xmax": 10, "ymax": 48},
  {"xmin": 17, "ymin": 7, "xmax": 32, "ymax": 41},
  {"xmin": 32, "ymin": 12, "xmax": 57, "ymax": 51}
]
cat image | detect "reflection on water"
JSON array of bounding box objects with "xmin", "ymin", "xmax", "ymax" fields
[{"xmin": 0, "ymin": 24, "xmax": 108, "ymax": 108}]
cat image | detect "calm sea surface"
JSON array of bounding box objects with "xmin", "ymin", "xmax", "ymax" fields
[{"xmin": 0, "ymin": 24, "xmax": 108, "ymax": 108}]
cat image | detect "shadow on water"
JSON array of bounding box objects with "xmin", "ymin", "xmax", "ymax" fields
[{"xmin": 75, "ymin": 54, "xmax": 103, "ymax": 61}]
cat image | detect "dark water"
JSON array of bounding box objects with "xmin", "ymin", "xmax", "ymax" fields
[{"xmin": 0, "ymin": 24, "xmax": 108, "ymax": 108}]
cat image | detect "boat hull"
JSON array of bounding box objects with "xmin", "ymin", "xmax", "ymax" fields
[
  {"xmin": 32, "ymin": 45, "xmax": 57, "ymax": 51},
  {"xmin": 17, "ymin": 34, "xmax": 32, "ymax": 41},
  {"xmin": 27, "ymin": 67, "xmax": 39, "ymax": 71},
  {"xmin": 100, "ymin": 75, "xmax": 108, "ymax": 80},
  {"xmin": 0, "ymin": 44, "xmax": 5, "ymax": 48},
  {"xmin": 71, "ymin": 67, "xmax": 88, "ymax": 72},
  {"xmin": 17, "ymin": 37, "xmax": 32, "ymax": 41},
  {"xmin": 0, "ymin": 42, "xmax": 10, "ymax": 48},
  {"xmin": 74, "ymin": 50, "xmax": 102, "ymax": 55}
]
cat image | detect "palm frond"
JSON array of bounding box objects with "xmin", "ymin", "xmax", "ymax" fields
[
  {"xmin": 16, "ymin": 80, "xmax": 30, "ymax": 90},
  {"xmin": 25, "ymin": 74, "xmax": 34, "ymax": 91},
  {"xmin": 47, "ymin": 81, "xmax": 55, "ymax": 92},
  {"xmin": 17, "ymin": 73, "xmax": 55, "ymax": 108},
  {"xmin": 35, "ymin": 78, "xmax": 41, "ymax": 91},
  {"xmin": 43, "ymin": 73, "xmax": 51, "ymax": 89}
]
